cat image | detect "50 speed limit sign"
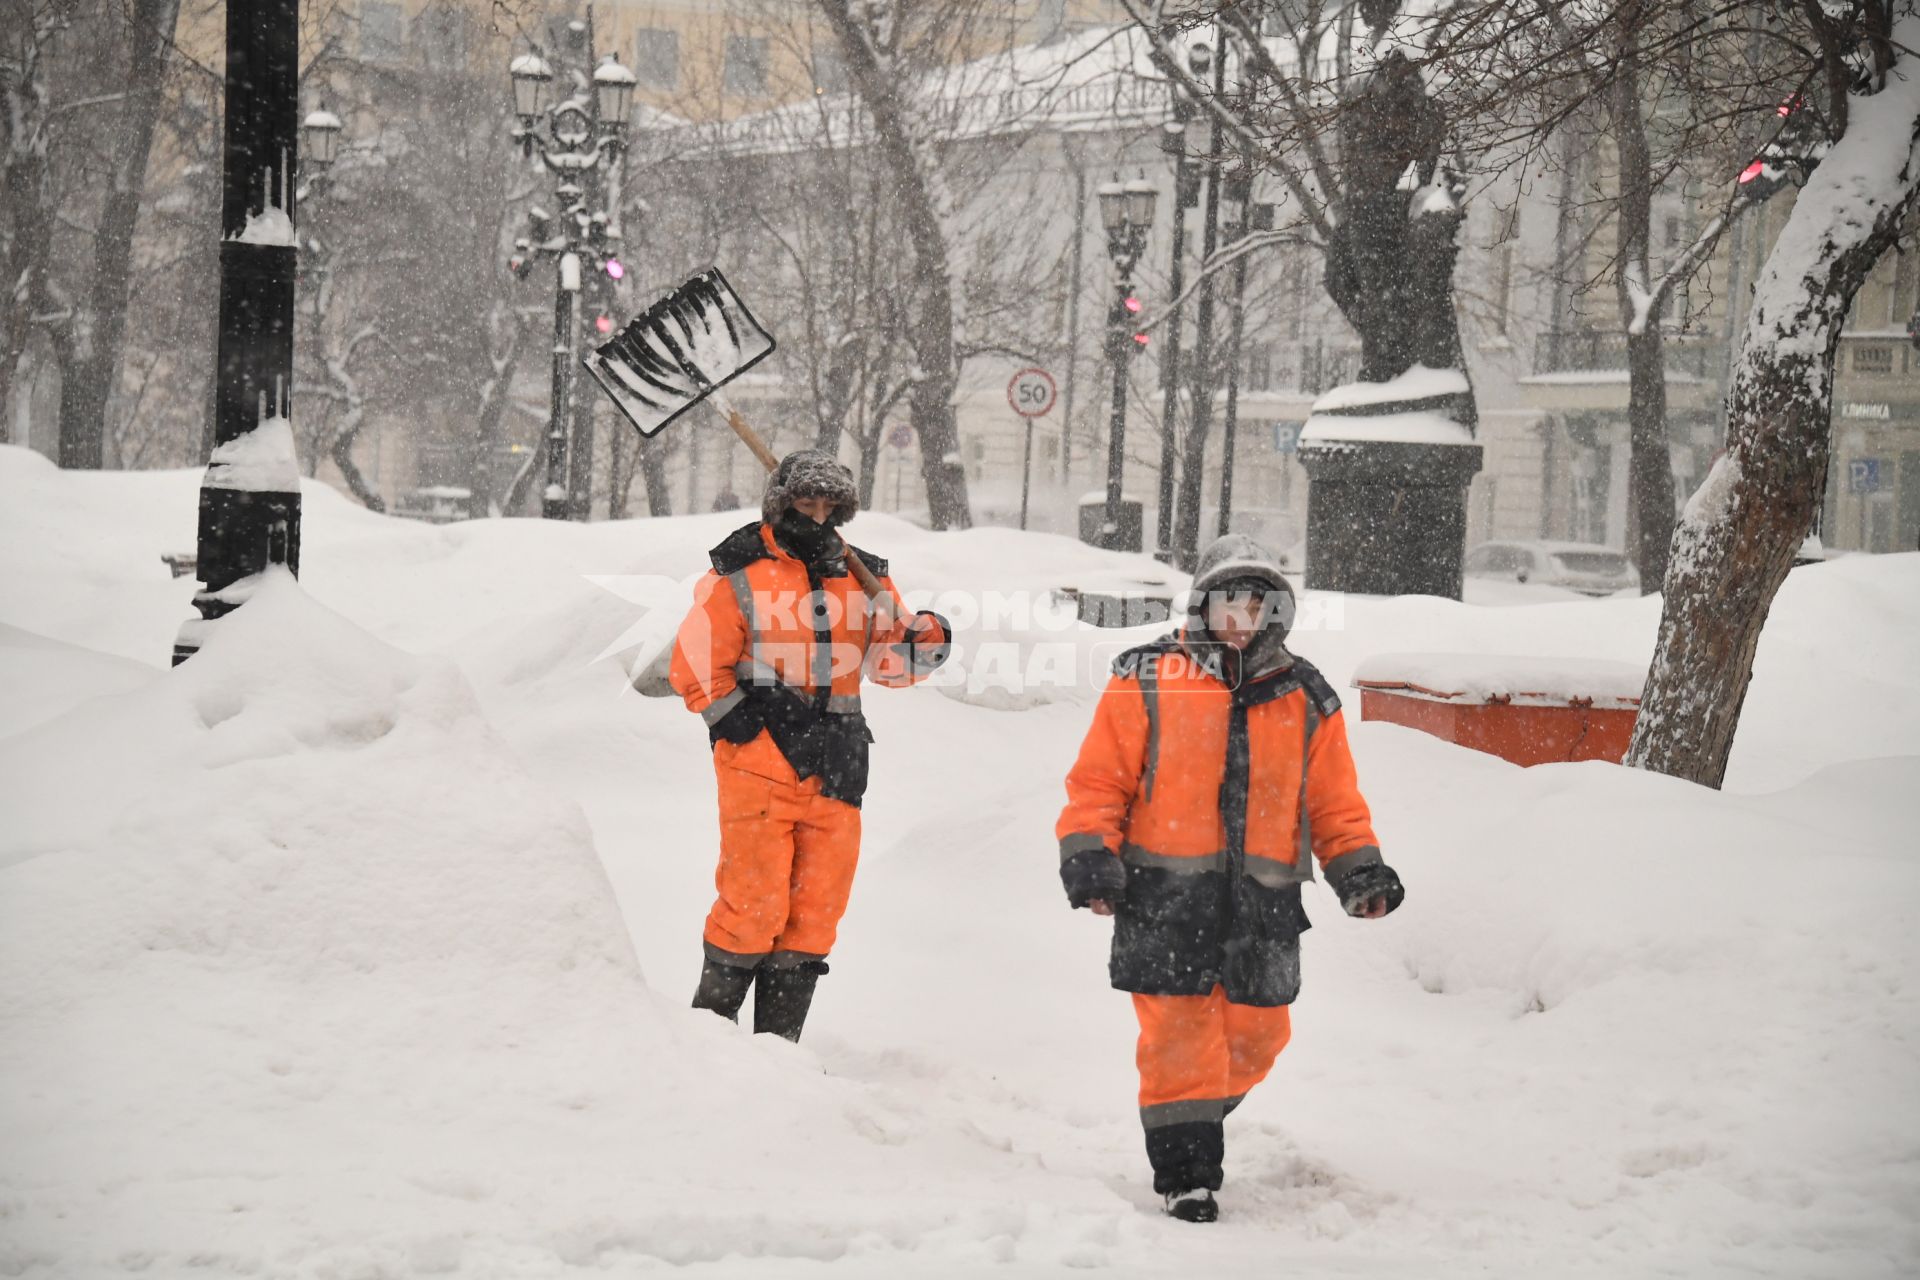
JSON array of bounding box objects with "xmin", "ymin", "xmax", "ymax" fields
[{"xmin": 1007, "ymin": 367, "xmax": 1058, "ymax": 418}]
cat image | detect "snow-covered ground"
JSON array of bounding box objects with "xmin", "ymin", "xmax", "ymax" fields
[{"xmin": 2, "ymin": 444, "xmax": 1916, "ymax": 1278}]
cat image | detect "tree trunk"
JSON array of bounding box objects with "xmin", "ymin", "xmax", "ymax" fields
[
  {"xmin": 1623, "ymin": 324, "xmax": 1674, "ymax": 586},
  {"xmin": 466, "ymin": 331, "xmax": 521, "ymax": 518},
  {"xmin": 638, "ymin": 434, "xmax": 672, "ymax": 516},
  {"xmin": 606, "ymin": 425, "xmax": 631, "ymax": 520},
  {"xmin": 856, "ymin": 432, "xmax": 881, "ymax": 509},
  {"xmin": 815, "ymin": 0, "xmax": 972, "ymax": 529},
  {"xmin": 328, "ymin": 402, "xmax": 385, "ymax": 513},
  {"xmin": 54, "ymin": 0, "xmax": 183, "ymax": 470},
  {"xmin": 1608, "ymin": 4, "xmax": 1676, "ymax": 590},
  {"xmin": 1627, "ymin": 33, "xmax": 1919, "ymax": 786},
  {"xmin": 0, "ymin": 82, "xmax": 55, "ymax": 431}
]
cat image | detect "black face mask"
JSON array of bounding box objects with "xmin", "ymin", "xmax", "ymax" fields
[{"xmin": 771, "ymin": 506, "xmax": 843, "ymax": 564}]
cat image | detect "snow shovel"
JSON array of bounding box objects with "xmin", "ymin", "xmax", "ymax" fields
[{"xmin": 583, "ymin": 267, "xmax": 900, "ymax": 627}]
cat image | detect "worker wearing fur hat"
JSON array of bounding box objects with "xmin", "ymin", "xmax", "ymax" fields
[
  {"xmin": 669, "ymin": 449, "xmax": 951, "ymax": 1042},
  {"xmin": 1054, "ymin": 533, "xmax": 1404, "ymax": 1223}
]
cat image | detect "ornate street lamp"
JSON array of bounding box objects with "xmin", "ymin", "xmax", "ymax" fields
[
  {"xmin": 506, "ymin": 37, "xmax": 630, "ymax": 521},
  {"xmin": 592, "ymin": 55, "xmax": 636, "ymax": 133},
  {"xmin": 510, "ymin": 52, "xmax": 553, "ymax": 124},
  {"xmin": 300, "ymin": 107, "xmax": 342, "ymax": 169}
]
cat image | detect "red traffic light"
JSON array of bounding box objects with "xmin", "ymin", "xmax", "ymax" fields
[
  {"xmin": 594, "ymin": 314, "xmax": 613, "ymax": 334},
  {"xmin": 604, "ymin": 257, "xmax": 625, "ymax": 280},
  {"xmin": 1132, "ymin": 332, "xmax": 1150, "ymax": 346},
  {"xmin": 1738, "ymin": 161, "xmax": 1765, "ymax": 185},
  {"xmin": 1124, "ymin": 295, "xmax": 1143, "ymax": 313}
]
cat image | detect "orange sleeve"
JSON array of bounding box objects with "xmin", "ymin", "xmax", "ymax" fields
[
  {"xmin": 1303, "ymin": 707, "xmax": 1380, "ymax": 868},
  {"xmin": 863, "ymin": 573, "xmax": 950, "ymax": 688},
  {"xmin": 1055, "ymin": 674, "xmax": 1150, "ymax": 858},
  {"xmin": 668, "ymin": 571, "xmax": 749, "ymax": 724}
]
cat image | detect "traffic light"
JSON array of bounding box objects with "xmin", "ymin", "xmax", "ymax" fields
[
  {"xmin": 604, "ymin": 256, "xmax": 625, "ymax": 280},
  {"xmin": 1738, "ymin": 95, "xmax": 1829, "ymax": 203},
  {"xmin": 593, "ymin": 313, "xmax": 613, "ymax": 335},
  {"xmin": 1125, "ymin": 293, "xmax": 1149, "ymax": 353}
]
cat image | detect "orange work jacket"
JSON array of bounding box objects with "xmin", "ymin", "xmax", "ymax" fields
[{"xmin": 1056, "ymin": 629, "xmax": 1380, "ymax": 1005}]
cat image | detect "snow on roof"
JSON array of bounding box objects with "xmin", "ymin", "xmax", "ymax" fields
[{"xmin": 690, "ymin": 24, "xmax": 1184, "ymax": 157}]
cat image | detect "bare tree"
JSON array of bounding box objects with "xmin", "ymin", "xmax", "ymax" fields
[
  {"xmin": 1, "ymin": 0, "xmax": 184, "ymax": 469},
  {"xmin": 813, "ymin": 0, "xmax": 977, "ymax": 529}
]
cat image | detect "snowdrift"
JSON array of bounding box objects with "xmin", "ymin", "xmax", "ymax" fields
[{"xmin": 2, "ymin": 447, "xmax": 1918, "ymax": 1277}]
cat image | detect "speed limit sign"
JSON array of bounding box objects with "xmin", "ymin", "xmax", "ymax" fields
[{"xmin": 1007, "ymin": 367, "xmax": 1058, "ymax": 418}]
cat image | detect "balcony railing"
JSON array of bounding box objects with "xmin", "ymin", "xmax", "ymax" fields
[{"xmin": 1532, "ymin": 328, "xmax": 1716, "ymax": 378}]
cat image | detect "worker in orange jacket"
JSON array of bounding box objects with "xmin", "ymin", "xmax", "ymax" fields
[
  {"xmin": 670, "ymin": 449, "xmax": 950, "ymax": 1042},
  {"xmin": 1055, "ymin": 533, "xmax": 1404, "ymax": 1223}
]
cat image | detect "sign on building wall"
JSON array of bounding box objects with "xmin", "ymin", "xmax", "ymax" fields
[{"xmin": 1848, "ymin": 458, "xmax": 1883, "ymax": 494}]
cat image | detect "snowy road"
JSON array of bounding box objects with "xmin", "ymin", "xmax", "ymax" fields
[{"xmin": 2, "ymin": 448, "xmax": 1917, "ymax": 1277}]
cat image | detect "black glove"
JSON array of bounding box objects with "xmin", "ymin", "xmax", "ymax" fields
[
  {"xmin": 1060, "ymin": 849, "xmax": 1127, "ymax": 910},
  {"xmin": 1330, "ymin": 860, "xmax": 1405, "ymax": 917},
  {"xmin": 708, "ymin": 697, "xmax": 765, "ymax": 747}
]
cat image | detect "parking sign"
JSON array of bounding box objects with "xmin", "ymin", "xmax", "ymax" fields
[
  {"xmin": 1848, "ymin": 458, "xmax": 1882, "ymax": 494},
  {"xmin": 1274, "ymin": 421, "xmax": 1303, "ymax": 454}
]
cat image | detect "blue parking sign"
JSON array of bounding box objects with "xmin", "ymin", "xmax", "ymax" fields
[
  {"xmin": 1274, "ymin": 421, "xmax": 1303, "ymax": 454},
  {"xmin": 1848, "ymin": 458, "xmax": 1882, "ymax": 494}
]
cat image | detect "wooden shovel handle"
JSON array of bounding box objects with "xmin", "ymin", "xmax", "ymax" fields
[{"xmin": 720, "ymin": 401, "xmax": 900, "ymax": 630}]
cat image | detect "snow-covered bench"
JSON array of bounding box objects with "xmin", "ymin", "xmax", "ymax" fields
[{"xmin": 1352, "ymin": 653, "xmax": 1645, "ymax": 766}]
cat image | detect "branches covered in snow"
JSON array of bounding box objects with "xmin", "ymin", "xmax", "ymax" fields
[{"xmin": 1627, "ymin": 1, "xmax": 1920, "ymax": 787}]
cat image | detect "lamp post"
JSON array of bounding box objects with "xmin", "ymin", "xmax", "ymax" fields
[
  {"xmin": 1173, "ymin": 30, "xmax": 1229, "ymax": 571},
  {"xmin": 173, "ymin": 0, "xmax": 301, "ymax": 666},
  {"xmin": 506, "ymin": 30, "xmax": 633, "ymax": 521},
  {"xmin": 1153, "ymin": 46, "xmax": 1207, "ymax": 564},
  {"xmin": 1097, "ymin": 177, "xmax": 1156, "ymax": 551}
]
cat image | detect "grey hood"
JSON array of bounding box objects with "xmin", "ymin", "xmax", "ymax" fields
[{"xmin": 1184, "ymin": 534, "xmax": 1298, "ymax": 674}]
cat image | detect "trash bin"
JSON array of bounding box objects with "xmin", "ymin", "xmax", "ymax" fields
[
  {"xmin": 1078, "ymin": 494, "xmax": 1144, "ymax": 553},
  {"xmin": 1352, "ymin": 653, "xmax": 1644, "ymax": 766}
]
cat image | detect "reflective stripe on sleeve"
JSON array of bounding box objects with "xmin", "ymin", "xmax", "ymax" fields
[
  {"xmin": 700, "ymin": 687, "xmax": 747, "ymax": 726},
  {"xmin": 1322, "ymin": 844, "xmax": 1383, "ymax": 883},
  {"xmin": 1059, "ymin": 831, "xmax": 1111, "ymax": 862}
]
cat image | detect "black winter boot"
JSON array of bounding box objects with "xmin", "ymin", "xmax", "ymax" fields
[
  {"xmin": 691, "ymin": 957, "xmax": 758, "ymax": 1022},
  {"xmin": 752, "ymin": 960, "xmax": 829, "ymax": 1041}
]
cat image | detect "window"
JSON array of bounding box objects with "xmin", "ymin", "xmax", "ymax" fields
[
  {"xmin": 812, "ymin": 44, "xmax": 847, "ymax": 94},
  {"xmin": 415, "ymin": 5, "xmax": 464, "ymax": 69},
  {"xmin": 635, "ymin": 27, "xmax": 679, "ymax": 90},
  {"xmin": 1854, "ymin": 344, "xmax": 1894, "ymax": 374},
  {"xmin": 724, "ymin": 35, "xmax": 769, "ymax": 98},
  {"xmin": 1244, "ymin": 343, "xmax": 1273, "ymax": 392},
  {"xmin": 1489, "ymin": 204, "xmax": 1519, "ymax": 336},
  {"xmin": 359, "ymin": 0, "xmax": 404, "ymax": 62}
]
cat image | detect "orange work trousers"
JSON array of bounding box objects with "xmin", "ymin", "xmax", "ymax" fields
[
  {"xmin": 1133, "ymin": 985, "xmax": 1293, "ymax": 1125},
  {"xmin": 702, "ymin": 734, "xmax": 862, "ymax": 968}
]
